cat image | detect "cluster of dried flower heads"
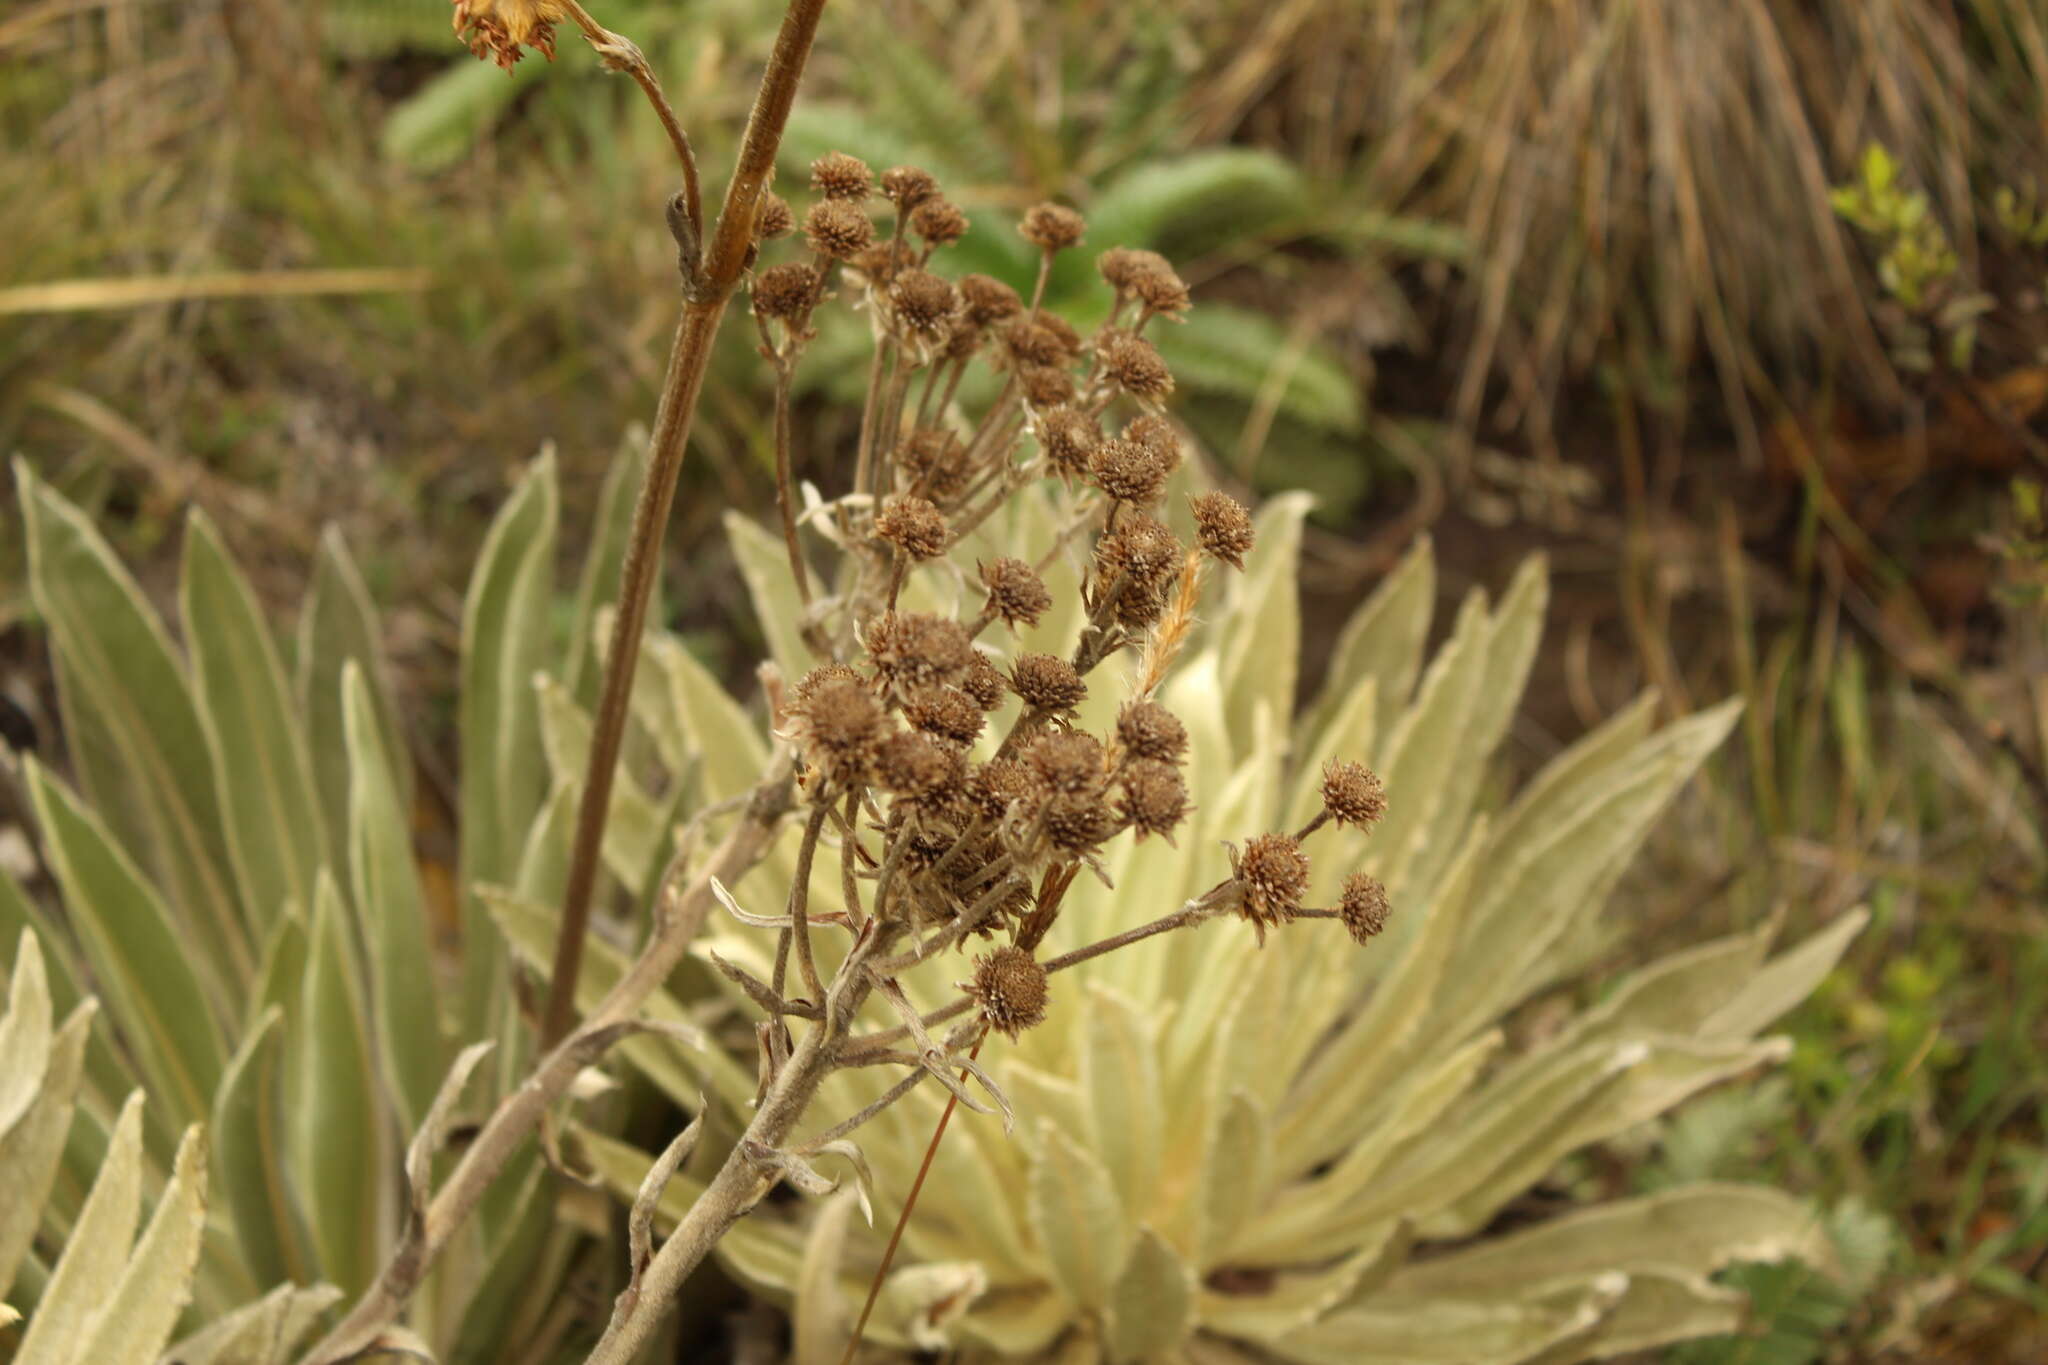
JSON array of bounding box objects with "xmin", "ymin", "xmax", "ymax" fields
[{"xmin": 743, "ymin": 151, "xmax": 1392, "ymax": 1054}]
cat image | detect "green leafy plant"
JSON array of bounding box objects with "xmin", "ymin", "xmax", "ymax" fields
[
  {"xmin": 1830, "ymin": 143, "xmax": 1992, "ymax": 372},
  {"xmin": 566, "ymin": 519, "xmax": 1865, "ymax": 1362}
]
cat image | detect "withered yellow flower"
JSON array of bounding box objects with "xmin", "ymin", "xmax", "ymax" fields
[{"xmin": 450, "ymin": 0, "xmax": 566, "ymax": 70}]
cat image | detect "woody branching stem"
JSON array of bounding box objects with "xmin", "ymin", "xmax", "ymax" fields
[{"xmin": 541, "ymin": 0, "xmax": 832, "ymax": 1049}]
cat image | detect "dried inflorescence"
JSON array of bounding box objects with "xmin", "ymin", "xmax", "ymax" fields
[
  {"xmin": 450, "ymin": 0, "xmax": 564, "ymax": 69},
  {"xmin": 1034, "ymin": 406, "xmax": 1100, "ymax": 482},
  {"xmin": 875, "ymin": 495, "xmax": 948, "ymax": 561},
  {"xmin": 752, "ymin": 262, "xmax": 818, "ymax": 323},
  {"xmin": 1191, "ymin": 491, "xmax": 1255, "ymax": 571},
  {"xmin": 1099, "ymin": 331, "xmax": 1175, "ymax": 401},
  {"xmin": 1340, "ymin": 872, "xmax": 1392, "ymax": 945},
  {"xmin": 1019, "ymin": 202, "xmax": 1086, "ymax": 252},
  {"xmin": 910, "ymin": 199, "xmax": 970, "ymax": 247},
  {"xmin": 1117, "ymin": 700, "xmax": 1188, "ymax": 764},
  {"xmin": 786, "ymin": 671, "xmax": 892, "ymax": 788},
  {"xmin": 864, "ymin": 611, "xmax": 975, "ymax": 699},
  {"xmin": 1010, "ymin": 653, "xmax": 1088, "ymax": 714},
  {"xmin": 980, "ymin": 557, "xmax": 1052, "ymax": 630},
  {"xmin": 1117, "ymin": 759, "xmax": 1189, "ymax": 840},
  {"xmin": 804, "ymin": 200, "xmax": 874, "ymax": 260},
  {"xmin": 810, "ymin": 151, "xmax": 873, "ymax": 201},
  {"xmin": 880, "ymin": 165, "xmax": 938, "ymax": 211},
  {"xmin": 1321, "ymin": 760, "xmax": 1388, "ymax": 829},
  {"xmin": 967, "ymin": 946, "xmax": 1048, "ymax": 1039},
  {"xmin": 1234, "ymin": 832, "xmax": 1310, "ymax": 943},
  {"xmin": 889, "ymin": 269, "xmax": 958, "ymax": 339}
]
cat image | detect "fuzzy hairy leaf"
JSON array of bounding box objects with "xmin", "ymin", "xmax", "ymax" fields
[
  {"xmin": 0, "ymin": 989, "xmax": 92, "ymax": 1299},
  {"xmin": 1028, "ymin": 1120, "xmax": 1128, "ymax": 1311},
  {"xmin": 299, "ymin": 527, "xmax": 409, "ymax": 866},
  {"xmin": 212, "ymin": 1006, "xmax": 316, "ymax": 1292},
  {"xmin": 13, "ymin": 1091, "xmax": 145, "ymax": 1365}
]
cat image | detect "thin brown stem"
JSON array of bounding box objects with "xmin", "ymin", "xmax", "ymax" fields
[
  {"xmin": 790, "ymin": 801, "xmax": 831, "ymax": 1001},
  {"xmin": 838, "ymin": 1036, "xmax": 986, "ymax": 1365},
  {"xmin": 770, "ymin": 361, "xmax": 813, "ymax": 604},
  {"xmin": 560, "ymin": 0, "xmax": 701, "ymax": 250},
  {"xmin": 540, "ymin": 0, "xmax": 832, "ymax": 1048}
]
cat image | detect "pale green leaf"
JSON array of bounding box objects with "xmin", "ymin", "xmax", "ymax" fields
[
  {"xmin": 1266, "ymin": 1281, "xmax": 1621, "ymax": 1365},
  {"xmin": 458, "ymin": 448, "xmax": 559, "ymax": 1037},
  {"xmin": 792, "ymin": 1191, "xmax": 859, "ymax": 1365},
  {"xmin": 1106, "ymin": 1227, "xmax": 1193, "ymax": 1362},
  {"xmin": 535, "ymin": 675, "xmax": 666, "ymax": 895},
  {"xmin": 1081, "ymin": 987, "xmax": 1164, "ymax": 1218},
  {"xmin": 0, "ymin": 999, "xmax": 93, "ymax": 1297},
  {"xmin": 211, "ymin": 1007, "xmax": 316, "ymax": 1290},
  {"xmin": 481, "ymin": 886, "xmax": 757, "ymax": 1111},
  {"xmin": 15, "ymin": 1090, "xmax": 145, "ymax": 1365},
  {"xmin": 1308, "ymin": 534, "xmax": 1435, "ymax": 745},
  {"xmin": 1702, "ymin": 909, "xmax": 1868, "ymax": 1040},
  {"xmin": 292, "ymin": 873, "xmax": 390, "ymax": 1298},
  {"xmin": 1198, "ymin": 1090, "xmax": 1271, "ymax": 1262},
  {"xmin": 0, "ymin": 931, "xmax": 52, "ymax": 1138},
  {"xmin": 182, "ymin": 508, "xmax": 328, "ymax": 935},
  {"xmin": 159, "ymin": 1283, "xmax": 344, "ymax": 1365},
  {"xmin": 380, "ymin": 56, "xmax": 545, "ymax": 172},
  {"xmin": 76, "ymin": 1123, "xmax": 208, "ymax": 1365},
  {"xmin": 18, "ymin": 461, "xmax": 249, "ymax": 984},
  {"xmin": 25, "ymin": 760, "xmax": 227, "ymax": 1128},
  {"xmin": 653, "ymin": 635, "xmax": 768, "ymax": 806},
  {"xmin": 1154, "ymin": 307, "xmax": 1363, "ymax": 435},
  {"xmin": 1028, "ymin": 1120, "xmax": 1128, "ymax": 1310},
  {"xmin": 0, "ymin": 877, "xmax": 144, "ymax": 1145},
  {"xmin": 565, "ymin": 430, "xmax": 649, "ymax": 707},
  {"xmin": 1089, "ymin": 148, "xmax": 1308, "ymax": 263},
  {"xmin": 298, "ymin": 527, "xmax": 409, "ymax": 863},
  {"xmin": 345, "ymin": 662, "xmax": 447, "ymax": 1129},
  {"xmin": 1215, "ymin": 493, "xmax": 1311, "ymax": 751},
  {"xmin": 1199, "ymin": 1224, "xmax": 1405, "ymax": 1342},
  {"xmin": 726, "ymin": 510, "xmax": 813, "ymax": 687}
]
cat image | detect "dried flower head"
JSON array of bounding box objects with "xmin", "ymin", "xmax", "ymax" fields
[
  {"xmin": 1002, "ymin": 318, "xmax": 1071, "ymax": 369},
  {"xmin": 880, "ymin": 165, "xmax": 939, "ymax": 211},
  {"xmin": 965, "ymin": 758, "xmax": 1035, "ymax": 821},
  {"xmin": 1098, "ymin": 247, "xmax": 1167, "ymax": 295},
  {"xmin": 1098, "ymin": 247, "xmax": 1193, "ymax": 315},
  {"xmin": 959, "ymin": 274, "xmax": 1023, "ymax": 328},
  {"xmin": 787, "ymin": 676, "xmax": 891, "ymax": 787},
  {"xmin": 1320, "ymin": 761, "xmax": 1387, "ymax": 829},
  {"xmin": 810, "ymin": 151, "xmax": 873, "ymax": 201},
  {"xmin": 875, "ymin": 495, "xmax": 948, "ymax": 561},
  {"xmin": 968, "ymin": 945, "xmax": 1048, "ymax": 1039},
  {"xmin": 1025, "ymin": 731, "xmax": 1105, "ymax": 797},
  {"xmin": 980, "ymin": 557, "xmax": 1052, "ymax": 630},
  {"xmin": 1019, "ymin": 202, "xmax": 1086, "ymax": 252},
  {"xmin": 903, "ymin": 686, "xmax": 985, "ymax": 749},
  {"xmin": 752, "ymin": 262, "xmax": 818, "ymax": 322},
  {"xmin": 1100, "ymin": 331, "xmax": 1175, "ymax": 400},
  {"xmin": 962, "ymin": 652, "xmax": 1007, "ymax": 711},
  {"xmin": 910, "ymin": 198, "xmax": 970, "ymax": 247},
  {"xmin": 1191, "ymin": 491, "xmax": 1255, "ymax": 571},
  {"xmin": 1116, "ymin": 699, "xmax": 1188, "ymax": 764},
  {"xmin": 1096, "ymin": 514, "xmax": 1181, "ymax": 589},
  {"xmin": 1019, "ymin": 365, "xmax": 1077, "ymax": 409},
  {"xmin": 451, "ymin": 0, "xmax": 562, "ymax": 69},
  {"xmin": 897, "ymin": 429, "xmax": 970, "ymax": 501},
  {"xmin": 1009, "ymin": 653, "xmax": 1087, "ymax": 715},
  {"xmin": 1122, "ymin": 414, "xmax": 1182, "ymax": 469},
  {"xmin": 804, "ymin": 199, "xmax": 875, "ymax": 260},
  {"xmin": 755, "ymin": 193, "xmax": 795, "ymax": 241},
  {"xmin": 1089, "ymin": 436, "xmax": 1172, "ymax": 507},
  {"xmin": 876, "ymin": 729, "xmax": 953, "ymax": 796},
  {"xmin": 1118, "ymin": 759, "xmax": 1189, "ymax": 840},
  {"xmin": 1043, "ymin": 794, "xmax": 1115, "ymax": 855},
  {"xmin": 863, "ymin": 611, "xmax": 975, "ymax": 697},
  {"xmin": 1032, "ymin": 405, "xmax": 1099, "ymax": 482},
  {"xmin": 1235, "ymin": 832, "xmax": 1310, "ymax": 943},
  {"xmin": 791, "ymin": 662, "xmax": 862, "ymax": 704},
  {"xmin": 1113, "ymin": 576, "xmax": 1170, "ymax": 630},
  {"xmin": 889, "ymin": 269, "xmax": 958, "ymax": 338},
  {"xmin": 1339, "ymin": 873, "xmax": 1391, "ymax": 946}
]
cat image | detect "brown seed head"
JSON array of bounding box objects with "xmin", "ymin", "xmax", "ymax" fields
[
  {"xmin": 791, "ymin": 663, "xmax": 862, "ymax": 704},
  {"xmin": 804, "ymin": 199, "xmax": 875, "ymax": 260},
  {"xmin": 1089, "ymin": 436, "xmax": 1172, "ymax": 507},
  {"xmin": 810, "ymin": 151, "xmax": 873, "ymax": 201},
  {"xmin": 875, "ymin": 495, "xmax": 949, "ymax": 561},
  {"xmin": 1235, "ymin": 832, "xmax": 1310, "ymax": 942},
  {"xmin": 1123, "ymin": 414, "xmax": 1183, "ymax": 470},
  {"xmin": 897, "ymin": 428, "xmax": 971, "ymax": 502},
  {"xmin": 910, "ymin": 198, "xmax": 970, "ymax": 247},
  {"xmin": 1034, "ymin": 405, "xmax": 1101, "ymax": 481},
  {"xmin": 959, "ymin": 273, "xmax": 1023, "ymax": 328},
  {"xmin": 880, "ymin": 165, "xmax": 939, "ymax": 210},
  {"xmin": 1025, "ymin": 731, "xmax": 1105, "ymax": 797},
  {"xmin": 1100, "ymin": 331, "xmax": 1175, "ymax": 400},
  {"xmin": 965, "ymin": 758, "xmax": 1035, "ymax": 821},
  {"xmin": 980, "ymin": 557, "xmax": 1052, "ymax": 630},
  {"xmin": 1097, "ymin": 246, "xmax": 1164, "ymax": 294},
  {"xmin": 863, "ymin": 611, "xmax": 975, "ymax": 697},
  {"xmin": 755, "ymin": 193, "xmax": 795, "ymax": 241},
  {"xmin": 752, "ymin": 262, "xmax": 819, "ymax": 322},
  {"xmin": 1002, "ymin": 318, "xmax": 1070, "ymax": 369},
  {"xmin": 903, "ymin": 686, "xmax": 985, "ymax": 749},
  {"xmin": 847, "ymin": 238, "xmax": 917, "ymax": 288},
  {"xmin": 1339, "ymin": 873, "xmax": 1391, "ymax": 946},
  {"xmin": 962, "ymin": 651, "xmax": 1007, "ymax": 711},
  {"xmin": 1133, "ymin": 265, "xmax": 1192, "ymax": 316},
  {"xmin": 1043, "ymin": 794, "xmax": 1115, "ymax": 855},
  {"xmin": 1191, "ymin": 491, "xmax": 1255, "ymax": 571},
  {"xmin": 875, "ymin": 729, "xmax": 952, "ymax": 796},
  {"xmin": 1040, "ymin": 313, "xmax": 1084, "ymax": 355},
  {"xmin": 451, "ymin": 0, "xmax": 563, "ymax": 69},
  {"xmin": 1019, "ymin": 202, "xmax": 1086, "ymax": 252},
  {"xmin": 1116, "ymin": 700, "xmax": 1187, "ymax": 764},
  {"xmin": 1096, "ymin": 514, "xmax": 1181, "ymax": 588},
  {"xmin": 889, "ymin": 269, "xmax": 958, "ymax": 337},
  {"xmin": 787, "ymin": 676, "xmax": 891, "ymax": 786},
  {"xmin": 968, "ymin": 945, "xmax": 1048, "ymax": 1039},
  {"xmin": 1009, "ymin": 653, "xmax": 1088, "ymax": 714},
  {"xmin": 1320, "ymin": 761, "xmax": 1387, "ymax": 829},
  {"xmin": 1113, "ymin": 576, "xmax": 1170, "ymax": 630},
  {"xmin": 1020, "ymin": 365, "xmax": 1077, "ymax": 409},
  {"xmin": 1118, "ymin": 759, "xmax": 1189, "ymax": 839}
]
